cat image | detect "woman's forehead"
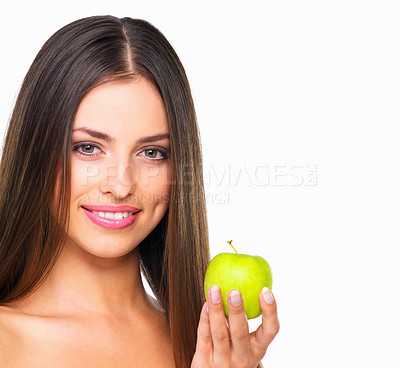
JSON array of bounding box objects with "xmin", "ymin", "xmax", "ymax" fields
[{"xmin": 72, "ymin": 79, "xmax": 169, "ymax": 140}]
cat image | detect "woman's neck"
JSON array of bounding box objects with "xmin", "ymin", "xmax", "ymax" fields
[{"xmin": 11, "ymin": 238, "xmax": 151, "ymax": 319}]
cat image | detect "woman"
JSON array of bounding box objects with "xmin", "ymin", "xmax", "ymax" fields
[{"xmin": 0, "ymin": 16, "xmax": 279, "ymax": 367}]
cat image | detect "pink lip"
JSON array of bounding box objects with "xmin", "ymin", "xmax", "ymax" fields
[
  {"xmin": 81, "ymin": 207, "xmax": 140, "ymax": 229},
  {"xmin": 82, "ymin": 205, "xmax": 140, "ymax": 212}
]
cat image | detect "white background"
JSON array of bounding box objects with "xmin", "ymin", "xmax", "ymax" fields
[{"xmin": 1, "ymin": 1, "xmax": 399, "ymax": 367}]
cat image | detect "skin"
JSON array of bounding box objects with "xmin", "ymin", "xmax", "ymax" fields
[{"xmin": 0, "ymin": 77, "xmax": 279, "ymax": 367}]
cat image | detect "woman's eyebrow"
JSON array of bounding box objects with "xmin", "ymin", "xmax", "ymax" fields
[
  {"xmin": 136, "ymin": 133, "xmax": 170, "ymax": 144},
  {"xmin": 72, "ymin": 128, "xmax": 170, "ymax": 144},
  {"xmin": 72, "ymin": 127, "xmax": 113, "ymax": 142}
]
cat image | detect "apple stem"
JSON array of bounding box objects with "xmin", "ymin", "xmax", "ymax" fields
[{"xmin": 227, "ymin": 240, "xmax": 239, "ymax": 255}]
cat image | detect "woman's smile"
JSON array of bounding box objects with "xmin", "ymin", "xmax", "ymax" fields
[{"xmin": 81, "ymin": 205, "xmax": 141, "ymax": 229}]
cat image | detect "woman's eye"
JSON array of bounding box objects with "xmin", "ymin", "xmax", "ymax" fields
[
  {"xmin": 73, "ymin": 144, "xmax": 101, "ymax": 156},
  {"xmin": 140, "ymin": 148, "xmax": 167, "ymax": 160},
  {"xmin": 145, "ymin": 149, "xmax": 158, "ymax": 158},
  {"xmin": 81, "ymin": 145, "xmax": 95, "ymax": 154}
]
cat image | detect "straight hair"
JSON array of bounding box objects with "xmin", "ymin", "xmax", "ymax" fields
[{"xmin": 0, "ymin": 16, "xmax": 210, "ymax": 367}]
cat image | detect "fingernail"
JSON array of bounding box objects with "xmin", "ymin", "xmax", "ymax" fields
[
  {"xmin": 210, "ymin": 285, "xmax": 221, "ymax": 304},
  {"xmin": 262, "ymin": 287, "xmax": 274, "ymax": 304},
  {"xmin": 230, "ymin": 290, "xmax": 242, "ymax": 306}
]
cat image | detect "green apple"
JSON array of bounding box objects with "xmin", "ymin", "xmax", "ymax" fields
[{"xmin": 204, "ymin": 240, "xmax": 273, "ymax": 319}]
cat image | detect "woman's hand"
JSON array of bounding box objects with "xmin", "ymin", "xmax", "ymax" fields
[{"xmin": 191, "ymin": 286, "xmax": 279, "ymax": 368}]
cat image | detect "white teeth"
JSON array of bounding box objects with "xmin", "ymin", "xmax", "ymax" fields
[
  {"xmin": 92, "ymin": 211, "xmax": 134, "ymax": 220},
  {"xmin": 114, "ymin": 212, "xmax": 123, "ymax": 220}
]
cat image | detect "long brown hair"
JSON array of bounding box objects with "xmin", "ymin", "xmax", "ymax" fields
[{"xmin": 0, "ymin": 16, "xmax": 210, "ymax": 367}]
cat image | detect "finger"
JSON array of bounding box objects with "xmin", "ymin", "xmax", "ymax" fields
[
  {"xmin": 227, "ymin": 289, "xmax": 250, "ymax": 360},
  {"xmin": 251, "ymin": 287, "xmax": 280, "ymax": 358},
  {"xmin": 193, "ymin": 302, "xmax": 212, "ymax": 366},
  {"xmin": 207, "ymin": 285, "xmax": 231, "ymax": 360},
  {"xmin": 195, "ymin": 301, "xmax": 213, "ymax": 355}
]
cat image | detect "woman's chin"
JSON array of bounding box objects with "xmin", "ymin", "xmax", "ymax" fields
[{"xmin": 64, "ymin": 237, "xmax": 139, "ymax": 261}]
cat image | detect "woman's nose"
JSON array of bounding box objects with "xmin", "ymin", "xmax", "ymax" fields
[{"xmin": 99, "ymin": 159, "xmax": 138, "ymax": 199}]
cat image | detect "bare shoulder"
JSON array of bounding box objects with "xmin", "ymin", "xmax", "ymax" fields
[
  {"xmin": 0, "ymin": 303, "xmax": 48, "ymax": 367},
  {"xmin": 0, "ymin": 305, "xmax": 17, "ymax": 343},
  {"xmin": 0, "ymin": 305, "xmax": 25, "ymax": 366}
]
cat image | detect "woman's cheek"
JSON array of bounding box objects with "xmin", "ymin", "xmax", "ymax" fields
[
  {"xmin": 72, "ymin": 160, "xmax": 102, "ymax": 189},
  {"xmin": 137, "ymin": 162, "xmax": 170, "ymax": 189},
  {"xmin": 135, "ymin": 163, "xmax": 170, "ymax": 205}
]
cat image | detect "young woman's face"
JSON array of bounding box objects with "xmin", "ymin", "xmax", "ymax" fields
[{"xmin": 65, "ymin": 77, "xmax": 171, "ymax": 259}]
